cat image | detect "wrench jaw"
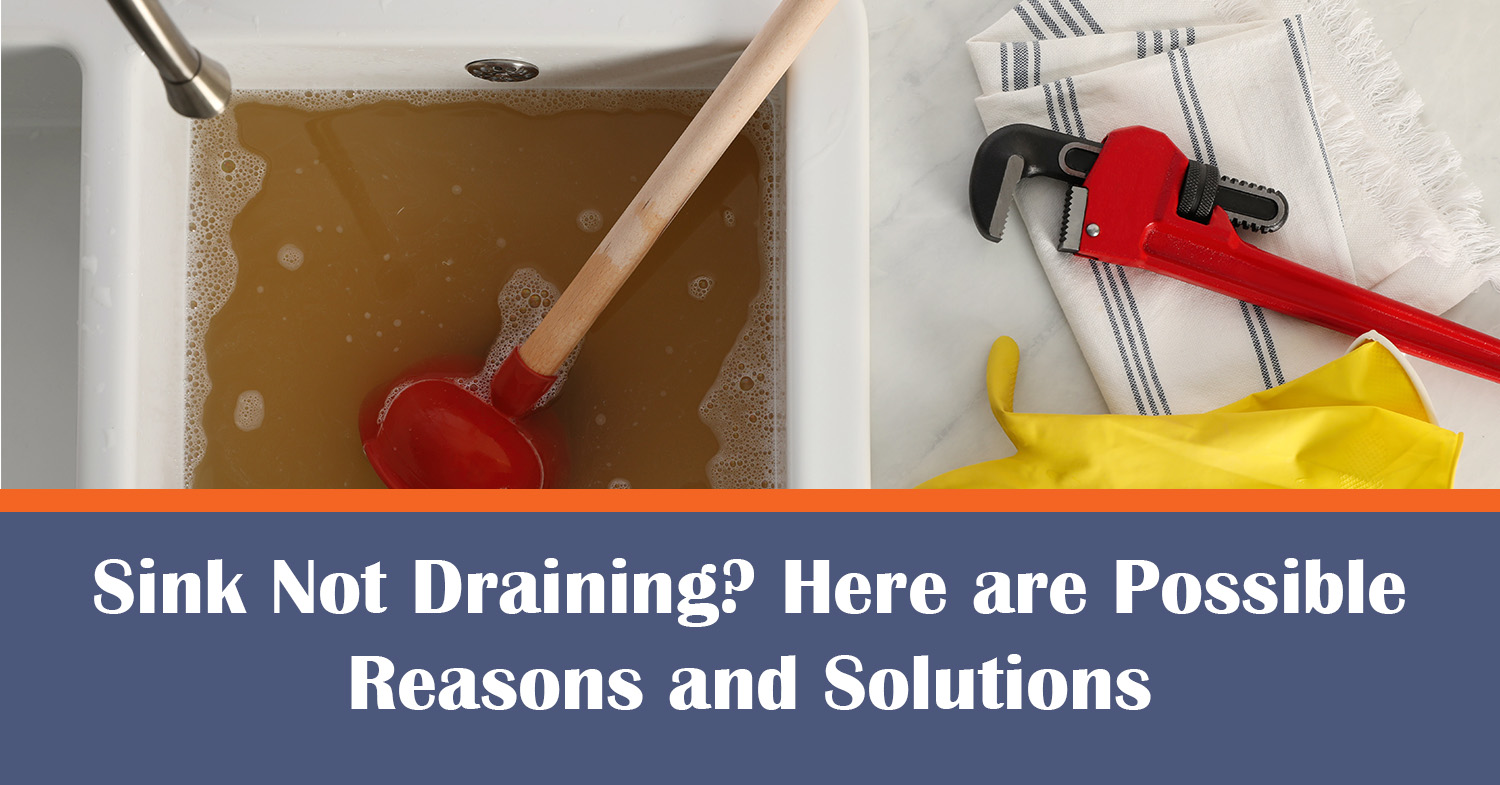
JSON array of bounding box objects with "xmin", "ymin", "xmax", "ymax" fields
[
  {"xmin": 985, "ymin": 155, "xmax": 1026, "ymax": 243},
  {"xmin": 1059, "ymin": 186, "xmax": 1090, "ymax": 255},
  {"xmin": 970, "ymin": 124, "xmax": 1100, "ymax": 243}
]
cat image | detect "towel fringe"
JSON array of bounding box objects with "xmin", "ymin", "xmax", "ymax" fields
[{"xmin": 1212, "ymin": 0, "xmax": 1500, "ymax": 296}]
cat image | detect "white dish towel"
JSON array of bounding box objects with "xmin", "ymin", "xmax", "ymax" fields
[{"xmin": 969, "ymin": 0, "xmax": 1500, "ymax": 415}]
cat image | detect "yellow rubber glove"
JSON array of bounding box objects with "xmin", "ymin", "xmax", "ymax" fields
[{"xmin": 919, "ymin": 334, "xmax": 1462, "ymax": 489}]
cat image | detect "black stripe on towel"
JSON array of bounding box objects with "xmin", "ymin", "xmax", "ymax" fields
[
  {"xmin": 1176, "ymin": 41, "xmax": 1217, "ymax": 166},
  {"xmin": 1044, "ymin": 82, "xmax": 1061, "ymax": 133},
  {"xmin": 1254, "ymin": 305, "xmax": 1286, "ymax": 385},
  {"xmin": 1113, "ymin": 266, "xmax": 1173, "ymax": 414},
  {"xmin": 1060, "ymin": 82, "xmax": 1074, "ymax": 135},
  {"xmin": 1065, "ymin": 76, "xmax": 1084, "ymax": 133},
  {"xmin": 1029, "ymin": 0, "xmax": 1069, "ymax": 38},
  {"xmin": 1102, "ymin": 264, "xmax": 1164, "ymax": 415},
  {"xmin": 1090, "ymin": 261, "xmax": 1150, "ymax": 415},
  {"xmin": 1015, "ymin": 3, "xmax": 1047, "ymax": 40},
  {"xmin": 1239, "ymin": 301, "xmax": 1275, "ymax": 389},
  {"xmin": 1015, "ymin": 42, "xmax": 1029, "ymax": 90},
  {"xmin": 1049, "ymin": 0, "xmax": 1087, "ymax": 37},
  {"xmin": 1167, "ymin": 48, "xmax": 1206, "ymax": 162},
  {"xmin": 1286, "ymin": 15, "xmax": 1340, "ymax": 214},
  {"xmin": 1143, "ymin": 28, "xmax": 1191, "ymax": 57},
  {"xmin": 1068, "ymin": 0, "xmax": 1106, "ymax": 35},
  {"xmin": 1000, "ymin": 41, "xmax": 1011, "ymax": 91}
]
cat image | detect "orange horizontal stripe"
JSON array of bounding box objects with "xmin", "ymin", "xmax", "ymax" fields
[{"xmin": 0, "ymin": 489, "xmax": 1497, "ymax": 514}]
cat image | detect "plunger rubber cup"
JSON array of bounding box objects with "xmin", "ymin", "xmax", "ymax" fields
[{"xmin": 358, "ymin": 349, "xmax": 563, "ymax": 489}]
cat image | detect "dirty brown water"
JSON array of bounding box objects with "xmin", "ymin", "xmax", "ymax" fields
[{"xmin": 185, "ymin": 89, "xmax": 784, "ymax": 488}]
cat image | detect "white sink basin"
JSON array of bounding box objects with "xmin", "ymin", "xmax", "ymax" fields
[
  {"xmin": 1, "ymin": 46, "xmax": 82, "ymax": 488},
  {"xmin": 2, "ymin": 0, "xmax": 871, "ymax": 488}
]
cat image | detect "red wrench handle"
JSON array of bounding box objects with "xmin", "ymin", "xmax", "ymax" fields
[{"xmin": 1136, "ymin": 218, "xmax": 1500, "ymax": 384}]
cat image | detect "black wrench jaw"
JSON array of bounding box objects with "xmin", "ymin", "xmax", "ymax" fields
[{"xmin": 970, "ymin": 124, "xmax": 1101, "ymax": 242}]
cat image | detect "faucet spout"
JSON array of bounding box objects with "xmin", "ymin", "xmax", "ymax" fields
[{"xmin": 106, "ymin": 0, "xmax": 231, "ymax": 119}]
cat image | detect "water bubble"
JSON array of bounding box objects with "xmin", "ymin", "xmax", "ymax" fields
[
  {"xmin": 452, "ymin": 184, "xmax": 463, "ymax": 195},
  {"xmin": 722, "ymin": 209, "xmax": 736, "ymax": 227},
  {"xmin": 689, "ymin": 276, "xmax": 715, "ymax": 300},
  {"xmin": 608, "ymin": 478, "xmax": 632, "ymax": 489},
  {"xmin": 277, "ymin": 243, "xmax": 304, "ymax": 271},
  {"xmin": 595, "ymin": 413, "xmax": 607, "ymax": 426},
  {"xmin": 234, "ymin": 390, "xmax": 265, "ymax": 431},
  {"xmin": 577, "ymin": 209, "xmax": 604, "ymax": 233}
]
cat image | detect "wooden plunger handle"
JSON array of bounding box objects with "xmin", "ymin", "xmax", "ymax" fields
[{"xmin": 519, "ymin": 0, "xmax": 840, "ymax": 375}]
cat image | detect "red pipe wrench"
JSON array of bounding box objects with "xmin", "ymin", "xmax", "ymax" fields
[{"xmin": 970, "ymin": 123, "xmax": 1500, "ymax": 384}]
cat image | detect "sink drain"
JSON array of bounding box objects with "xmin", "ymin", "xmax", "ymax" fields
[{"xmin": 465, "ymin": 58, "xmax": 540, "ymax": 83}]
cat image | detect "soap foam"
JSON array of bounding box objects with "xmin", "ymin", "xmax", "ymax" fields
[
  {"xmin": 185, "ymin": 88, "xmax": 785, "ymax": 488},
  {"xmin": 277, "ymin": 243, "xmax": 304, "ymax": 271},
  {"xmin": 183, "ymin": 102, "xmax": 269, "ymax": 482},
  {"xmin": 234, "ymin": 390, "xmax": 265, "ymax": 431},
  {"xmin": 689, "ymin": 276, "xmax": 715, "ymax": 301},
  {"xmin": 576, "ymin": 209, "xmax": 604, "ymax": 233}
]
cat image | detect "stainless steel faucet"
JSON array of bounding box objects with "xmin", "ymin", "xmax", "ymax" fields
[{"xmin": 107, "ymin": 0, "xmax": 231, "ymax": 119}]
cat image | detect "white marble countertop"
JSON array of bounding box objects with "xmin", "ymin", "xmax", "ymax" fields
[{"xmin": 866, "ymin": 0, "xmax": 1500, "ymax": 488}]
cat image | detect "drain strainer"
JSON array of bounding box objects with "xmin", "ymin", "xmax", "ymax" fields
[{"xmin": 465, "ymin": 58, "xmax": 540, "ymax": 83}]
